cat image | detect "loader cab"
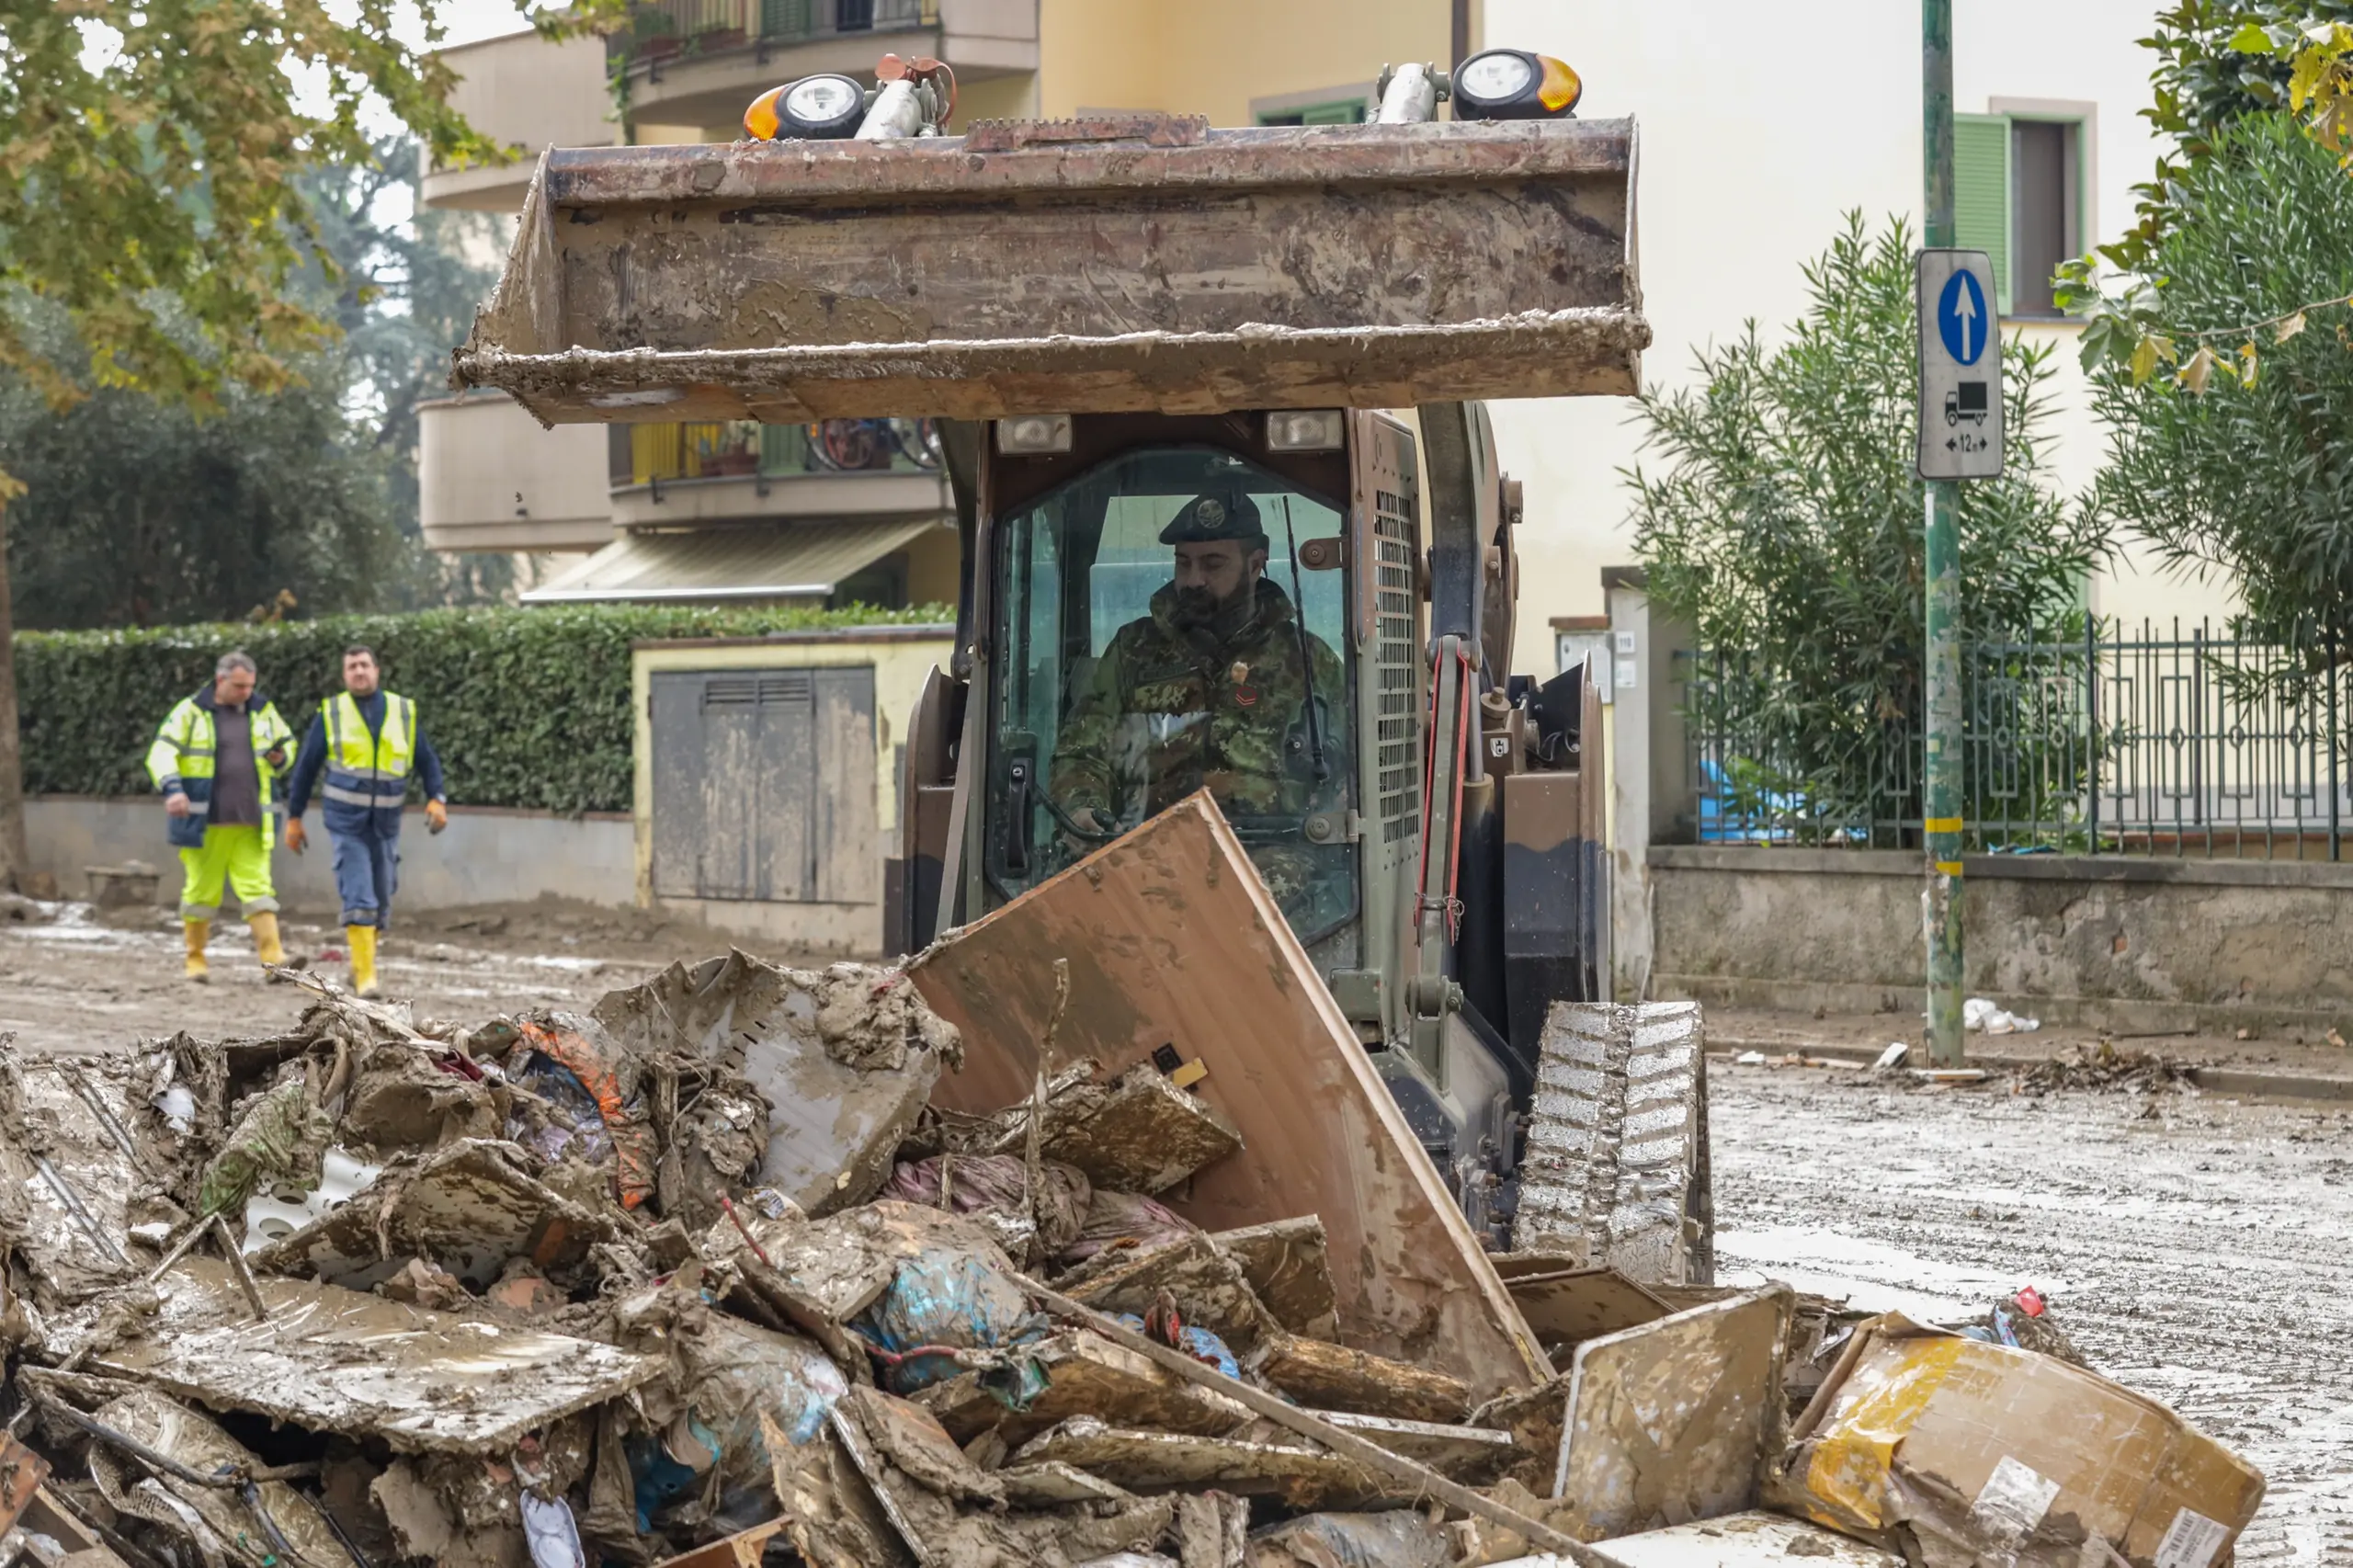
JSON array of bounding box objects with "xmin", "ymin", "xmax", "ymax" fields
[{"xmin": 975, "ymin": 413, "xmax": 1383, "ymax": 974}]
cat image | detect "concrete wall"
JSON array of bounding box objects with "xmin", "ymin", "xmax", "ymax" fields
[
  {"xmin": 28, "ymin": 799, "xmax": 634, "ymax": 916},
  {"xmin": 1648, "ymin": 846, "xmax": 2353, "ymax": 1036}
]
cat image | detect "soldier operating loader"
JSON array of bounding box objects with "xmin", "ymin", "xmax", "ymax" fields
[{"xmin": 453, "ymin": 46, "xmax": 1711, "ymax": 1281}]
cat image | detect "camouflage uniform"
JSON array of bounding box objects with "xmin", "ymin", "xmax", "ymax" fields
[{"xmin": 1049, "ymin": 575, "xmax": 1348, "ymax": 924}]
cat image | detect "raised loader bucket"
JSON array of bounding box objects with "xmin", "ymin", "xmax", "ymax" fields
[{"xmin": 452, "ymin": 115, "xmax": 1646, "ymax": 424}]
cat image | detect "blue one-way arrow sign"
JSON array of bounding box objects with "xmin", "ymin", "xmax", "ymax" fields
[
  {"xmin": 1917, "ymin": 249, "xmax": 2003, "ymax": 481},
  {"xmin": 1938, "ymin": 269, "xmax": 1988, "ymax": 365}
]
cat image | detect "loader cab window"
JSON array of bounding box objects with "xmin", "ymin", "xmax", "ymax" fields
[{"xmin": 990, "ymin": 446, "xmax": 1357, "ymax": 940}]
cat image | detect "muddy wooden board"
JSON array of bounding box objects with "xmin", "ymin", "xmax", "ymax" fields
[
  {"xmin": 1508, "ymin": 1267, "xmax": 1674, "ymax": 1354},
  {"xmin": 93, "ymin": 1257, "xmax": 663, "ymax": 1454},
  {"xmin": 95, "ymin": 1390, "xmax": 351, "ymax": 1568},
  {"xmin": 251, "ymin": 1138, "xmax": 616, "ymax": 1290},
  {"xmin": 593, "ymin": 952, "xmax": 946, "ymax": 1215},
  {"xmin": 908, "ymin": 794, "xmax": 1545, "ymax": 1401},
  {"xmin": 1302, "ymin": 1410, "xmax": 1518, "ymax": 1481},
  {"xmin": 1213, "ymin": 1217, "xmax": 1338, "ymax": 1339},
  {"xmin": 1554, "ymin": 1287, "xmax": 1792, "ymax": 1536},
  {"xmin": 1008, "ymin": 1416, "xmax": 1408, "ymax": 1511},
  {"xmin": 911, "ymin": 1330, "xmax": 1249, "ymax": 1445},
  {"xmin": 0, "ymin": 1054, "xmax": 152, "ymax": 1303}
]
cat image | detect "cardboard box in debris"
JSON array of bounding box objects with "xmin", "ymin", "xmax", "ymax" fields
[{"xmin": 0, "ymin": 797, "xmax": 2263, "ymax": 1568}]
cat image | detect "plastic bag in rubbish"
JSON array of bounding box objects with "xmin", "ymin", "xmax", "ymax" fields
[
  {"xmin": 506, "ymin": 1013, "xmax": 655, "ymax": 1207},
  {"xmin": 1962, "ymin": 997, "xmax": 2040, "ymax": 1035},
  {"xmin": 1246, "ymin": 1511, "xmax": 1454, "ymax": 1568},
  {"xmin": 507, "ymin": 1057, "xmax": 614, "ymax": 1167},
  {"xmin": 631, "ymin": 1307, "xmax": 849, "ymax": 1531},
  {"xmin": 855, "ymin": 1239, "xmax": 1046, "ymax": 1395},
  {"xmin": 153, "ymin": 1084, "xmax": 197, "ymax": 1138},
  {"xmin": 885, "ymin": 1153, "xmax": 1092, "ymax": 1259},
  {"xmin": 1114, "ymin": 1312, "xmax": 1239, "ymax": 1381},
  {"xmin": 1061, "ymin": 1187, "xmax": 1199, "ymax": 1265}
]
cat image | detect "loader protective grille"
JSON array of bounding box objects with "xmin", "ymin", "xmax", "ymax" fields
[{"xmin": 1374, "ymin": 485, "xmax": 1422, "ymax": 846}]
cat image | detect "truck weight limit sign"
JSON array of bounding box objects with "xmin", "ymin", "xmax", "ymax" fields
[{"xmin": 1916, "ymin": 249, "xmax": 2003, "ymax": 480}]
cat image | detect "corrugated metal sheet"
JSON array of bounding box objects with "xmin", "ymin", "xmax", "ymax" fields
[{"xmin": 520, "ymin": 517, "xmax": 942, "ymax": 603}]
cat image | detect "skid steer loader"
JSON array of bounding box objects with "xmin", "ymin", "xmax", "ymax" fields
[{"xmin": 453, "ymin": 51, "xmax": 1711, "ymax": 1282}]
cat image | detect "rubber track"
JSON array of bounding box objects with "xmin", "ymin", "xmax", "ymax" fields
[{"xmin": 1517, "ymin": 1000, "xmax": 1707, "ymax": 1285}]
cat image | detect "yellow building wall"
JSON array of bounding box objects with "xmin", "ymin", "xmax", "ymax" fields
[
  {"xmin": 903, "ymin": 523, "xmax": 963, "ymax": 609},
  {"xmin": 1036, "ymin": 0, "xmax": 1456, "ymax": 126},
  {"xmin": 951, "ymin": 71, "xmax": 1041, "ymax": 129}
]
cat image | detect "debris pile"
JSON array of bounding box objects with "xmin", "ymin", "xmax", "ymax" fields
[
  {"xmin": 0, "ymin": 799, "xmax": 2271, "ymax": 1568},
  {"xmin": 2019, "ymin": 1041, "xmax": 2198, "ymax": 1096}
]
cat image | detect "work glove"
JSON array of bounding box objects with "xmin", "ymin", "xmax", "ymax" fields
[
  {"xmin": 165, "ymin": 791, "xmax": 190, "ymax": 818},
  {"xmin": 285, "ymin": 818, "xmax": 308, "ymax": 854},
  {"xmin": 426, "ymin": 799, "xmax": 449, "ymax": 835}
]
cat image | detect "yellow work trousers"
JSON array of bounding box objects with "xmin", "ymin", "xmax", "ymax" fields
[{"xmin": 177, "ymin": 824, "xmax": 278, "ymax": 922}]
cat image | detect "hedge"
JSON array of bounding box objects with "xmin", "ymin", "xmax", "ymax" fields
[{"xmin": 16, "ymin": 604, "xmax": 952, "ymax": 815}]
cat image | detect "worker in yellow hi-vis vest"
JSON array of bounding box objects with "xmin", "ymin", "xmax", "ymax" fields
[
  {"xmin": 283, "ymin": 644, "xmax": 448, "ymax": 997},
  {"xmin": 143, "ymin": 651, "xmax": 299, "ymax": 982}
]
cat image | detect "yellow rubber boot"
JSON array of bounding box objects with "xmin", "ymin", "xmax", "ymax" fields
[
  {"xmin": 347, "ymin": 924, "xmax": 380, "ymax": 998},
  {"xmin": 183, "ymin": 920, "xmax": 210, "ymax": 983},
  {"xmin": 248, "ymin": 912, "xmax": 286, "ymax": 970}
]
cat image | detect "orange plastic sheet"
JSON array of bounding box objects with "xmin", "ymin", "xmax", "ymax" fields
[{"xmin": 517, "ymin": 1016, "xmax": 656, "ymax": 1210}]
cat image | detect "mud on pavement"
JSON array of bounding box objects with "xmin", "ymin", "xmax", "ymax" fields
[
  {"xmin": 1711, "ymin": 1059, "xmax": 2353, "ymax": 1566},
  {"xmin": 0, "ymin": 898, "xmax": 749, "ymax": 1055}
]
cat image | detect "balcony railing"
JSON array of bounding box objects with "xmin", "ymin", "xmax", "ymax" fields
[
  {"xmin": 608, "ymin": 0, "xmax": 935, "ymax": 73},
  {"xmin": 614, "ymin": 419, "xmax": 943, "ymax": 486}
]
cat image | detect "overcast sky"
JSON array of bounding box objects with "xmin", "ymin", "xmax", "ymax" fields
[{"xmin": 427, "ymin": 0, "xmax": 545, "ymax": 49}]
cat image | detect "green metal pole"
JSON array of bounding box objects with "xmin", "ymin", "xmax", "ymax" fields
[{"xmin": 1923, "ymin": 0, "xmax": 1965, "ymax": 1065}]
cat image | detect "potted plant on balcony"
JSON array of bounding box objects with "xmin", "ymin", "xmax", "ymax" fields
[
  {"xmin": 692, "ymin": 19, "xmax": 748, "ymax": 53},
  {"xmin": 629, "ymin": 9, "xmax": 682, "ymax": 62}
]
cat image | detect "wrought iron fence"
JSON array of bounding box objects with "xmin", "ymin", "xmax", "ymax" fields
[
  {"xmin": 1679, "ymin": 619, "xmax": 2353, "ymax": 858},
  {"xmin": 608, "ymin": 0, "xmax": 933, "ymax": 68}
]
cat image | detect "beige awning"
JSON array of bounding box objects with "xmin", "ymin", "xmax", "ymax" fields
[{"xmin": 519, "ymin": 517, "xmax": 944, "ymax": 604}]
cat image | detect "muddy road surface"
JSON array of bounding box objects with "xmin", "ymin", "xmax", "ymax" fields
[
  {"xmin": 0, "ymin": 897, "xmax": 796, "ymax": 1052},
  {"xmin": 1713, "ymin": 1059, "xmax": 2352, "ymax": 1566}
]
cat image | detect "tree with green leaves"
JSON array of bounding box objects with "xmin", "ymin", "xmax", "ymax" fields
[
  {"xmin": 0, "ymin": 1, "xmax": 610, "ymax": 890},
  {"xmin": 5, "ymin": 134, "xmax": 516, "ymax": 629},
  {"xmin": 2066, "ymin": 3, "xmax": 2353, "ymax": 381},
  {"xmin": 1631, "ymin": 215, "xmax": 2109, "ymax": 839},
  {"xmin": 0, "ymin": 366, "xmax": 418, "ymax": 629},
  {"xmin": 2088, "ymin": 114, "xmax": 2353, "ymax": 665}
]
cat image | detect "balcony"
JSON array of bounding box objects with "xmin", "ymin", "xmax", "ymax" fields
[
  {"xmin": 420, "ymin": 28, "xmax": 619, "ymax": 212},
  {"xmin": 607, "ymin": 418, "xmax": 953, "ymax": 528},
  {"xmin": 608, "ymin": 0, "xmax": 1037, "ymax": 132}
]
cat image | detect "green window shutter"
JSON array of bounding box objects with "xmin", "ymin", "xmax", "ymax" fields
[
  {"xmin": 1301, "ymin": 99, "xmax": 1364, "ymax": 125},
  {"xmin": 1953, "ymin": 113, "xmax": 2012, "ymax": 314}
]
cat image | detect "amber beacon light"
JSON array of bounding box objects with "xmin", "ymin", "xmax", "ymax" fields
[{"xmin": 1449, "ymin": 49, "xmax": 1582, "ymax": 119}]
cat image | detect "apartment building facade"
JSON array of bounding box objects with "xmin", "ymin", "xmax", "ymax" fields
[
  {"xmin": 1483, "ymin": 1, "xmax": 2225, "ymax": 673},
  {"xmin": 415, "ymin": 0, "xmax": 1464, "ymax": 608},
  {"xmin": 422, "ymin": 3, "xmax": 2208, "ymax": 657}
]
